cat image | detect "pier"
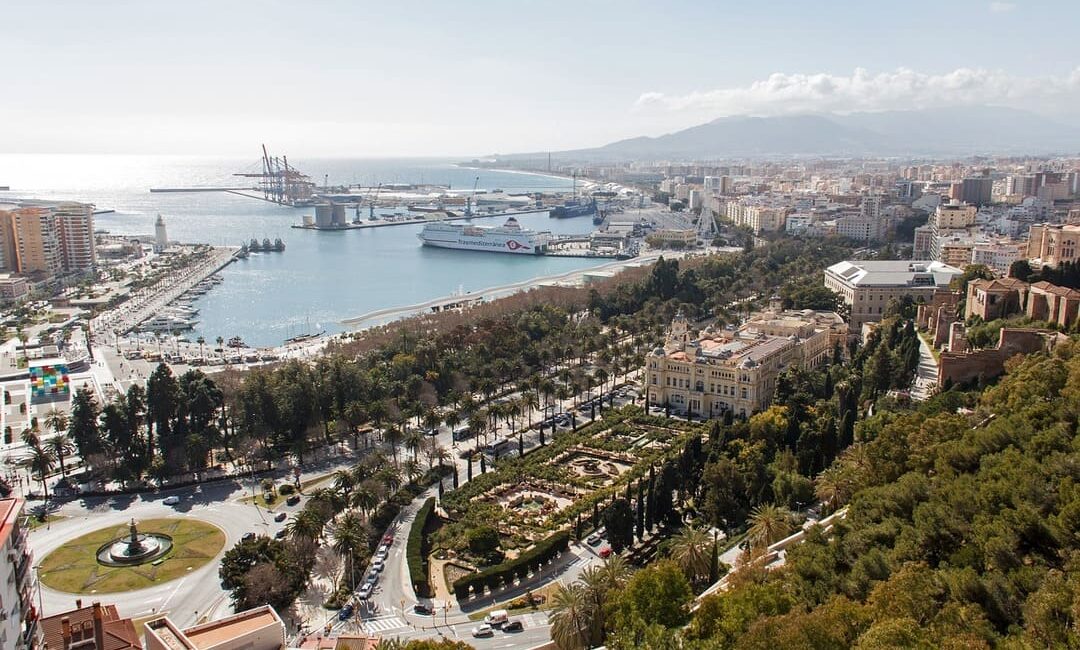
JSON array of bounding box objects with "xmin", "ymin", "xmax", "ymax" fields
[
  {"xmin": 91, "ymin": 247, "xmax": 240, "ymax": 337},
  {"xmin": 290, "ymin": 207, "xmax": 554, "ymax": 231}
]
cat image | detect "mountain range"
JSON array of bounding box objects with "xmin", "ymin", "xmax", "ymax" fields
[{"xmin": 509, "ymin": 106, "xmax": 1080, "ymax": 161}]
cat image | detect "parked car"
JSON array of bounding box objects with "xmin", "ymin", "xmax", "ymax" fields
[
  {"xmin": 357, "ymin": 583, "xmax": 373, "ymax": 599},
  {"xmin": 274, "ymin": 529, "xmax": 287, "ymax": 539},
  {"xmin": 162, "ymin": 495, "xmax": 180, "ymax": 506},
  {"xmin": 586, "ymin": 534, "xmax": 604, "ymax": 547},
  {"xmin": 365, "ymin": 572, "xmax": 378, "ymax": 586},
  {"xmin": 471, "ymin": 624, "xmax": 494, "ymax": 638},
  {"xmin": 286, "ymin": 495, "xmax": 301, "ymax": 506},
  {"xmin": 372, "ymin": 559, "xmax": 385, "ymax": 572},
  {"xmin": 382, "ymin": 533, "xmax": 395, "ymax": 545},
  {"xmin": 241, "ymin": 532, "xmax": 256, "ymax": 542},
  {"xmin": 375, "ymin": 544, "xmax": 389, "ymax": 558},
  {"xmin": 274, "ymin": 512, "xmax": 287, "ymax": 522},
  {"xmin": 413, "ymin": 603, "xmax": 433, "ymax": 615},
  {"xmin": 338, "ymin": 604, "xmax": 354, "ymax": 621},
  {"xmin": 503, "ymin": 620, "xmax": 524, "ymax": 632},
  {"xmin": 599, "ymin": 545, "xmax": 612, "ymax": 558}
]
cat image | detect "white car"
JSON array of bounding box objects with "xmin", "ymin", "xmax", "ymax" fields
[
  {"xmin": 372, "ymin": 559, "xmax": 385, "ymax": 572},
  {"xmin": 357, "ymin": 583, "xmax": 373, "ymax": 599},
  {"xmin": 163, "ymin": 495, "xmax": 180, "ymax": 506},
  {"xmin": 376, "ymin": 544, "xmax": 389, "ymax": 558},
  {"xmin": 471, "ymin": 624, "xmax": 494, "ymax": 638}
]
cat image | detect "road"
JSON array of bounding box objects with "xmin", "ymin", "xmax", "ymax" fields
[{"xmin": 28, "ymin": 453, "xmax": 360, "ymax": 629}]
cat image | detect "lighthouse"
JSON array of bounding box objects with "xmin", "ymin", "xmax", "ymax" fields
[{"xmin": 154, "ymin": 214, "xmax": 168, "ymax": 252}]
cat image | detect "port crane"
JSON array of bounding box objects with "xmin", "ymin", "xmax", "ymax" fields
[
  {"xmin": 464, "ymin": 176, "xmax": 479, "ymax": 217},
  {"xmin": 234, "ymin": 144, "xmax": 315, "ymax": 206},
  {"xmin": 360, "ymin": 183, "xmax": 382, "ymax": 221}
]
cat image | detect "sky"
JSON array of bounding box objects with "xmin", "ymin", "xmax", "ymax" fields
[{"xmin": 1, "ymin": 0, "xmax": 1078, "ymax": 157}]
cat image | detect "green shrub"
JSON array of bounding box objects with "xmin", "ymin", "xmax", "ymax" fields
[
  {"xmin": 278, "ymin": 484, "xmax": 296, "ymax": 495},
  {"xmin": 451, "ymin": 529, "xmax": 571, "ymax": 599},
  {"xmin": 407, "ymin": 498, "xmax": 436, "ymax": 597}
]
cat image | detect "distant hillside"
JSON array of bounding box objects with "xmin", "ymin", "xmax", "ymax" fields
[{"xmin": 511, "ymin": 106, "xmax": 1080, "ymax": 161}]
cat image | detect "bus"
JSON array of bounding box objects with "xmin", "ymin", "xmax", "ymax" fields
[{"xmin": 484, "ymin": 437, "xmax": 512, "ymax": 458}]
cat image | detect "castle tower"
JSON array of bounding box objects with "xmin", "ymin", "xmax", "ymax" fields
[{"xmin": 154, "ymin": 214, "xmax": 168, "ymax": 252}]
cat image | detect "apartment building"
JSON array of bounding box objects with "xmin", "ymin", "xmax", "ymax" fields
[
  {"xmin": 145, "ymin": 605, "xmax": 286, "ymax": 650},
  {"xmin": 723, "ymin": 200, "xmax": 788, "ymax": 234},
  {"xmin": 1028, "ymin": 223, "xmax": 1080, "ymax": 268},
  {"xmin": 824, "ymin": 260, "xmax": 963, "ymax": 328},
  {"xmin": 0, "ymin": 498, "xmax": 38, "ymax": 649},
  {"xmin": 0, "ymin": 201, "xmax": 96, "ymax": 281},
  {"xmin": 645, "ymin": 308, "xmax": 846, "ymax": 419},
  {"xmin": 38, "ymin": 601, "xmax": 139, "ymax": 650},
  {"xmin": 54, "ymin": 202, "xmax": 97, "ymax": 273}
]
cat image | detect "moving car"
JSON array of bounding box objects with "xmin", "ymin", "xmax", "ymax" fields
[
  {"xmin": 274, "ymin": 529, "xmax": 287, "ymax": 539},
  {"xmin": 338, "ymin": 604, "xmax": 353, "ymax": 621},
  {"xmin": 286, "ymin": 495, "xmax": 301, "ymax": 506},
  {"xmin": 163, "ymin": 495, "xmax": 180, "ymax": 506},
  {"xmin": 413, "ymin": 603, "xmax": 433, "ymax": 615},
  {"xmin": 471, "ymin": 624, "xmax": 494, "ymax": 638},
  {"xmin": 485, "ymin": 609, "xmax": 509, "ymax": 627},
  {"xmin": 503, "ymin": 620, "xmax": 524, "ymax": 632},
  {"xmin": 241, "ymin": 532, "xmax": 256, "ymax": 542}
]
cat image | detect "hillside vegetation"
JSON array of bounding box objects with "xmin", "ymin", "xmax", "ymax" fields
[{"xmin": 608, "ymin": 339, "xmax": 1080, "ymax": 648}]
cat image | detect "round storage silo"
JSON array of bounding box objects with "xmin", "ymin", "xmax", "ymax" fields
[
  {"xmin": 332, "ymin": 202, "xmax": 347, "ymax": 227},
  {"xmin": 315, "ymin": 203, "xmax": 334, "ymax": 228}
]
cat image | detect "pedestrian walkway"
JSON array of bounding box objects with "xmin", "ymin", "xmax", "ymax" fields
[
  {"xmin": 362, "ymin": 615, "xmax": 407, "ymax": 634},
  {"xmin": 911, "ymin": 334, "xmax": 939, "ymax": 401}
]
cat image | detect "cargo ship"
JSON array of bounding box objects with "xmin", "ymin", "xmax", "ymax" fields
[
  {"xmin": 549, "ymin": 198, "xmax": 597, "ymax": 219},
  {"xmin": 417, "ymin": 217, "xmax": 551, "ymax": 255}
]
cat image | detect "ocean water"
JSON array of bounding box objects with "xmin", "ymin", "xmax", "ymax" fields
[{"xmin": 0, "ymin": 155, "xmax": 605, "ymax": 346}]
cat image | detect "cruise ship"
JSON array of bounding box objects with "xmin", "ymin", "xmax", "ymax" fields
[{"xmin": 417, "ymin": 217, "xmax": 551, "ymax": 255}]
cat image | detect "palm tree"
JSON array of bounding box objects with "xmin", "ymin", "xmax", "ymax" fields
[
  {"xmin": 332, "ymin": 510, "xmax": 367, "ymax": 589},
  {"xmin": 747, "ymin": 503, "xmax": 793, "ymax": 550},
  {"xmin": 43, "ymin": 408, "xmax": 68, "ymax": 438},
  {"xmin": 402, "ymin": 458, "xmax": 422, "ymax": 485},
  {"xmin": 215, "ymin": 336, "xmax": 224, "ymax": 353},
  {"xmin": 332, "ymin": 469, "xmax": 356, "ymax": 496},
  {"xmin": 196, "ymin": 336, "xmax": 206, "ymax": 358},
  {"xmin": 287, "ymin": 509, "xmax": 325, "ymax": 541},
  {"xmin": 350, "ymin": 481, "xmax": 380, "ymax": 520},
  {"xmin": 384, "ymin": 425, "xmax": 402, "ymax": 466},
  {"xmin": 44, "ymin": 433, "xmax": 74, "ymax": 478},
  {"xmin": 22, "ymin": 445, "xmax": 55, "ymax": 502},
  {"xmin": 403, "ymin": 428, "xmax": 424, "ymax": 463},
  {"xmin": 815, "ymin": 465, "xmax": 853, "ymax": 513},
  {"xmin": 669, "ymin": 525, "xmax": 712, "ymax": 584},
  {"xmin": 549, "ymin": 583, "xmax": 592, "ymax": 650}
]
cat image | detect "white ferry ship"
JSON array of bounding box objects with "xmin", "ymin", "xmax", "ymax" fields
[{"xmin": 417, "ymin": 217, "xmax": 551, "ymax": 255}]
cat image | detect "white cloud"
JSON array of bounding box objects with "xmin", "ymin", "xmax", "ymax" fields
[
  {"xmin": 989, "ymin": 2, "xmax": 1016, "ymax": 13},
  {"xmin": 635, "ymin": 67, "xmax": 1080, "ymax": 117}
]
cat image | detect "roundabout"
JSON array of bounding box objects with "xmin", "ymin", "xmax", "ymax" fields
[{"xmin": 38, "ymin": 517, "xmax": 225, "ymax": 594}]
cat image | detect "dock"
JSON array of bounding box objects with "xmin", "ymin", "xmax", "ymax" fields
[
  {"xmin": 149, "ymin": 187, "xmax": 254, "ymax": 193},
  {"xmin": 290, "ymin": 207, "xmax": 553, "ymax": 231}
]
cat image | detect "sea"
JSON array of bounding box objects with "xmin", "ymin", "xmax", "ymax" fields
[{"xmin": 0, "ymin": 155, "xmax": 608, "ymax": 347}]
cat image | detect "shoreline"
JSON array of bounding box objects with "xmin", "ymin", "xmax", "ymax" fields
[{"xmin": 340, "ymin": 251, "xmax": 674, "ymax": 329}]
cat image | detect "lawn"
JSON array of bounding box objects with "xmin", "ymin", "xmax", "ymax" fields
[
  {"xmin": 38, "ymin": 518, "xmax": 225, "ymax": 594},
  {"xmin": 466, "ymin": 581, "xmax": 563, "ymax": 620}
]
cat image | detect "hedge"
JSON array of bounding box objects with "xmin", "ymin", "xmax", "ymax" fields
[
  {"xmin": 408, "ymin": 497, "xmax": 436, "ymax": 598},
  {"xmin": 452, "ymin": 529, "xmax": 571, "ymax": 601}
]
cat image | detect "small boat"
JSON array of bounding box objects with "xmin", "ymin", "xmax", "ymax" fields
[{"xmin": 284, "ymin": 330, "xmax": 325, "ymax": 345}]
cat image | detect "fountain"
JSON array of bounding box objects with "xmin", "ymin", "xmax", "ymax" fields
[{"xmin": 96, "ymin": 519, "xmax": 174, "ymax": 567}]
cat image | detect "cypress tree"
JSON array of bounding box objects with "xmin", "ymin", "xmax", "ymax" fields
[
  {"xmin": 466, "ymin": 455, "xmax": 473, "ymax": 481},
  {"xmin": 635, "ymin": 480, "xmax": 644, "ymax": 540},
  {"xmin": 480, "ymin": 454, "xmax": 487, "ymax": 474},
  {"xmin": 592, "ymin": 501, "xmax": 599, "ymax": 528}
]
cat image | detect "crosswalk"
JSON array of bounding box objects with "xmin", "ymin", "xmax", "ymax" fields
[{"xmin": 362, "ymin": 615, "xmax": 407, "ymax": 634}]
